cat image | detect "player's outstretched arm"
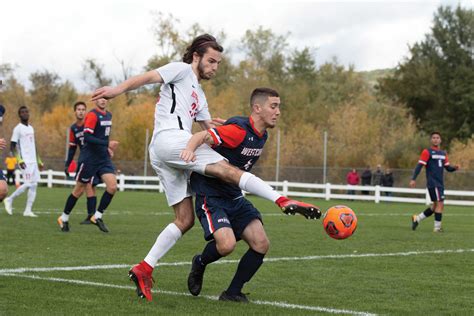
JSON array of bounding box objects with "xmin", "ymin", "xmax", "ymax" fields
[
  {"xmin": 180, "ymin": 131, "xmax": 216, "ymax": 163},
  {"xmin": 91, "ymin": 70, "xmax": 163, "ymax": 101}
]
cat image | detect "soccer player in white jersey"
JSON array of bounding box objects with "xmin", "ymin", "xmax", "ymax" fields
[
  {"xmin": 92, "ymin": 34, "xmax": 320, "ymax": 301},
  {"xmin": 4, "ymin": 106, "xmax": 43, "ymax": 217}
]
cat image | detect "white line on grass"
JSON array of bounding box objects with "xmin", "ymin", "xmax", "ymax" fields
[
  {"xmin": 28, "ymin": 210, "xmax": 474, "ymax": 217},
  {"xmin": 1, "ymin": 248, "xmax": 473, "ymax": 274},
  {"xmin": 0, "ymin": 273, "xmax": 377, "ymax": 316}
]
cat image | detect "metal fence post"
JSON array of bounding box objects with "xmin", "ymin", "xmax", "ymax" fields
[{"xmin": 283, "ymin": 180, "xmax": 288, "ymax": 196}]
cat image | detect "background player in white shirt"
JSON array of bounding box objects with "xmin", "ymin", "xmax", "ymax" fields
[
  {"xmin": 4, "ymin": 106, "xmax": 43, "ymax": 217},
  {"xmin": 92, "ymin": 34, "xmax": 319, "ymax": 301}
]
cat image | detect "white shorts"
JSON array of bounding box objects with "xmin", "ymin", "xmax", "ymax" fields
[
  {"xmin": 21, "ymin": 162, "xmax": 40, "ymax": 184},
  {"xmin": 149, "ymin": 129, "xmax": 225, "ymax": 206}
]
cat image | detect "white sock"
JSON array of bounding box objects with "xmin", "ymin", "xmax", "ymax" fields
[
  {"xmin": 144, "ymin": 223, "xmax": 182, "ymax": 267},
  {"xmin": 61, "ymin": 213, "xmax": 70, "ymax": 222},
  {"xmin": 9, "ymin": 183, "xmax": 29, "ymax": 200},
  {"xmin": 94, "ymin": 211, "xmax": 103, "ymax": 219},
  {"xmin": 239, "ymin": 172, "xmax": 281, "ymax": 202},
  {"xmin": 434, "ymin": 221, "xmax": 442, "ymax": 230},
  {"xmin": 25, "ymin": 184, "xmax": 37, "ymax": 213},
  {"xmin": 416, "ymin": 212, "xmax": 427, "ymax": 222}
]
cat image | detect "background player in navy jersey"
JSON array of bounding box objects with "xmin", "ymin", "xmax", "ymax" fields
[
  {"xmin": 57, "ymin": 98, "xmax": 118, "ymax": 233},
  {"xmin": 62, "ymin": 101, "xmax": 102, "ymax": 227},
  {"xmin": 181, "ymin": 88, "xmax": 321, "ymax": 302},
  {"xmin": 92, "ymin": 34, "xmax": 319, "ymax": 301},
  {"xmin": 410, "ymin": 132, "xmax": 459, "ymax": 232}
]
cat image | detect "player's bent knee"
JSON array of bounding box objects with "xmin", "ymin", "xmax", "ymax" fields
[
  {"xmin": 253, "ymin": 237, "xmax": 270, "ymax": 254},
  {"xmin": 174, "ymin": 217, "xmax": 194, "ymax": 233},
  {"xmin": 216, "ymin": 239, "xmax": 236, "ymax": 256}
]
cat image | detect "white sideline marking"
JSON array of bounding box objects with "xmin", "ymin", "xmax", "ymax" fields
[
  {"xmin": 25, "ymin": 210, "xmax": 474, "ymax": 217},
  {"xmin": 1, "ymin": 248, "xmax": 473, "ymax": 274},
  {"xmin": 0, "ymin": 273, "xmax": 377, "ymax": 316}
]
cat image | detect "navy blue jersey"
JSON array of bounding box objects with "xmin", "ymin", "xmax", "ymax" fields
[
  {"xmin": 80, "ymin": 108, "xmax": 112, "ymax": 162},
  {"xmin": 65, "ymin": 123, "xmax": 85, "ymax": 168},
  {"xmin": 417, "ymin": 147, "xmax": 450, "ymax": 188},
  {"xmin": 191, "ymin": 116, "xmax": 268, "ymax": 198},
  {"xmin": 69, "ymin": 123, "xmax": 85, "ymax": 149}
]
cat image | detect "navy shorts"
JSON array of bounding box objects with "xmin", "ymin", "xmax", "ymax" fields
[
  {"xmin": 195, "ymin": 194, "xmax": 262, "ymax": 241},
  {"xmin": 428, "ymin": 187, "xmax": 445, "ymax": 202},
  {"xmin": 75, "ymin": 159, "xmax": 115, "ymax": 184},
  {"xmin": 0, "ymin": 169, "xmax": 5, "ymax": 182}
]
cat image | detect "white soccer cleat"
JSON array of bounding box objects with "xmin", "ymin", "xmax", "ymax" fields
[
  {"xmin": 4, "ymin": 197, "xmax": 13, "ymax": 215},
  {"xmin": 23, "ymin": 211, "xmax": 38, "ymax": 218}
]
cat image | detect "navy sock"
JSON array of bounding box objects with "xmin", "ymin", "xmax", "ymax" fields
[
  {"xmin": 97, "ymin": 191, "xmax": 114, "ymax": 214},
  {"xmin": 435, "ymin": 213, "xmax": 442, "ymax": 221},
  {"xmin": 423, "ymin": 207, "xmax": 434, "ymax": 217},
  {"xmin": 63, "ymin": 194, "xmax": 78, "ymax": 215},
  {"xmin": 200, "ymin": 240, "xmax": 222, "ymax": 266},
  {"xmin": 87, "ymin": 196, "xmax": 97, "ymax": 216},
  {"xmin": 227, "ymin": 248, "xmax": 265, "ymax": 295}
]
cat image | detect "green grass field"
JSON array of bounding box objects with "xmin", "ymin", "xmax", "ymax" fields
[{"xmin": 1, "ymin": 187, "xmax": 473, "ymax": 315}]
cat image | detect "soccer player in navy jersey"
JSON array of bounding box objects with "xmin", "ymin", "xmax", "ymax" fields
[
  {"xmin": 62, "ymin": 101, "xmax": 102, "ymax": 226},
  {"xmin": 57, "ymin": 98, "xmax": 118, "ymax": 233},
  {"xmin": 181, "ymin": 88, "xmax": 321, "ymax": 302},
  {"xmin": 410, "ymin": 132, "xmax": 459, "ymax": 232},
  {"xmin": 92, "ymin": 34, "xmax": 319, "ymax": 301}
]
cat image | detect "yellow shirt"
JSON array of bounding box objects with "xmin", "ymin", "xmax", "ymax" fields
[{"xmin": 5, "ymin": 157, "xmax": 17, "ymax": 170}]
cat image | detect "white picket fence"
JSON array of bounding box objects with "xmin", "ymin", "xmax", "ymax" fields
[{"xmin": 19, "ymin": 170, "xmax": 474, "ymax": 206}]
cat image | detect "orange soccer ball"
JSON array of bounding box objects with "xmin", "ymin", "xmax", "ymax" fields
[{"xmin": 322, "ymin": 205, "xmax": 358, "ymax": 240}]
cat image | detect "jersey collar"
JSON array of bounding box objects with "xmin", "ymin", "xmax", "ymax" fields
[
  {"xmin": 430, "ymin": 146, "xmax": 440, "ymax": 150},
  {"xmin": 95, "ymin": 108, "xmax": 107, "ymax": 115},
  {"xmin": 249, "ymin": 116, "xmax": 264, "ymax": 138}
]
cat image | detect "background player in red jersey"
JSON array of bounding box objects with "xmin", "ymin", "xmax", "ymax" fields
[
  {"xmin": 57, "ymin": 99, "xmax": 118, "ymax": 233},
  {"xmin": 410, "ymin": 132, "xmax": 459, "ymax": 232},
  {"xmin": 182, "ymin": 88, "xmax": 321, "ymax": 302}
]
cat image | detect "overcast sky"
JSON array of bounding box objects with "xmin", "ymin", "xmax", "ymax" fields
[{"xmin": 1, "ymin": 0, "xmax": 471, "ymax": 92}]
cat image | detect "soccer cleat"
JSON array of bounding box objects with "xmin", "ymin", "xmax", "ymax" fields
[
  {"xmin": 218, "ymin": 290, "xmax": 249, "ymax": 303},
  {"xmin": 23, "ymin": 211, "xmax": 38, "ymax": 217},
  {"xmin": 276, "ymin": 197, "xmax": 321, "ymax": 219},
  {"xmin": 187, "ymin": 255, "xmax": 206, "ymax": 296},
  {"xmin": 4, "ymin": 197, "xmax": 12, "ymax": 215},
  {"xmin": 411, "ymin": 215, "xmax": 419, "ymax": 231},
  {"xmin": 91, "ymin": 215, "xmax": 109, "ymax": 233},
  {"xmin": 80, "ymin": 215, "xmax": 93, "ymax": 225},
  {"xmin": 433, "ymin": 228, "xmax": 444, "ymax": 233},
  {"xmin": 57, "ymin": 216, "xmax": 70, "ymax": 232},
  {"xmin": 129, "ymin": 264, "xmax": 154, "ymax": 301}
]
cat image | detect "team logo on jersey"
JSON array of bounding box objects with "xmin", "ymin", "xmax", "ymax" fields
[
  {"xmin": 190, "ymin": 91, "xmax": 200, "ymax": 118},
  {"xmin": 248, "ymin": 137, "xmax": 254, "ymax": 141}
]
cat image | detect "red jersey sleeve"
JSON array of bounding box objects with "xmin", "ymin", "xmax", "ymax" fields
[
  {"xmin": 84, "ymin": 112, "xmax": 97, "ymax": 134},
  {"xmin": 68, "ymin": 128, "xmax": 76, "ymax": 146},
  {"xmin": 208, "ymin": 124, "xmax": 246, "ymax": 149},
  {"xmin": 418, "ymin": 149, "xmax": 430, "ymax": 165},
  {"xmin": 444, "ymin": 153, "xmax": 450, "ymax": 166}
]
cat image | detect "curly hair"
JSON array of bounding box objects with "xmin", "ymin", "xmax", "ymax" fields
[{"xmin": 182, "ymin": 34, "xmax": 223, "ymax": 64}]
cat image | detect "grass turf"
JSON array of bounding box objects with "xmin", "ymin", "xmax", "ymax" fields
[{"xmin": 1, "ymin": 187, "xmax": 473, "ymax": 315}]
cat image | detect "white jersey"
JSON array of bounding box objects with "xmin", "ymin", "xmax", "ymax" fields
[
  {"xmin": 11, "ymin": 123, "xmax": 37, "ymax": 164},
  {"xmin": 153, "ymin": 62, "xmax": 211, "ymax": 135}
]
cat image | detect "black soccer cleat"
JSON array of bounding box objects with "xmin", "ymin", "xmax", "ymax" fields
[
  {"xmin": 218, "ymin": 290, "xmax": 249, "ymax": 303},
  {"xmin": 57, "ymin": 216, "xmax": 70, "ymax": 232},
  {"xmin": 187, "ymin": 255, "xmax": 206, "ymax": 296},
  {"xmin": 80, "ymin": 215, "xmax": 93, "ymax": 225},
  {"xmin": 278, "ymin": 199, "xmax": 322, "ymax": 220},
  {"xmin": 91, "ymin": 216, "xmax": 109, "ymax": 233},
  {"xmin": 411, "ymin": 215, "xmax": 419, "ymax": 231}
]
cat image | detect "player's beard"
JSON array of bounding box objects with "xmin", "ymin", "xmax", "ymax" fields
[{"xmin": 197, "ymin": 60, "xmax": 214, "ymax": 80}]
